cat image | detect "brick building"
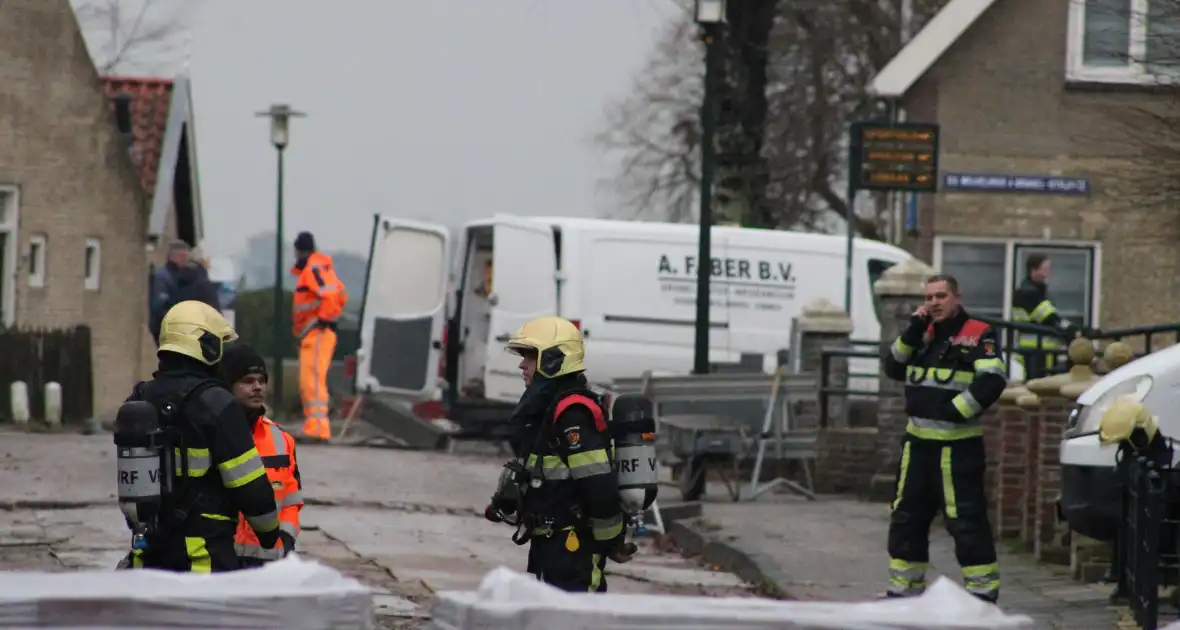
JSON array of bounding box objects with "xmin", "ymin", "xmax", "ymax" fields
[
  {"xmin": 0, "ymin": 0, "xmax": 202, "ymax": 418},
  {"xmin": 869, "ymin": 0, "xmax": 1180, "ymax": 331}
]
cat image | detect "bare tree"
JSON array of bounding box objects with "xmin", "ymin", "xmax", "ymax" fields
[
  {"xmin": 597, "ymin": 0, "xmax": 950, "ymax": 237},
  {"xmin": 595, "ymin": 14, "xmax": 702, "ymax": 223},
  {"xmin": 72, "ymin": 0, "xmax": 192, "ymax": 75}
]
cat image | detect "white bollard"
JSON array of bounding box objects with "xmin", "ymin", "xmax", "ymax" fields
[
  {"xmin": 10, "ymin": 381, "xmax": 28, "ymax": 425},
  {"xmin": 44, "ymin": 382, "xmax": 62, "ymax": 428}
]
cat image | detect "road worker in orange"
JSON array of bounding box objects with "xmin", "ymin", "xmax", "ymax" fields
[
  {"xmin": 291, "ymin": 231, "xmax": 348, "ymax": 441},
  {"xmin": 222, "ymin": 340, "xmax": 303, "ymax": 565}
]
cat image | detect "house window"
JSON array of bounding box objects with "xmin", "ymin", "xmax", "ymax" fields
[
  {"xmin": 1069, "ymin": 0, "xmax": 1180, "ymax": 83},
  {"xmin": 935, "ymin": 238, "xmax": 1101, "ymax": 327},
  {"xmin": 0, "ymin": 188, "xmax": 17, "ymax": 327},
  {"xmin": 937, "ymin": 242, "xmax": 1008, "ymax": 320},
  {"xmin": 27, "ymin": 234, "xmax": 46, "ymax": 289},
  {"xmin": 84, "ymin": 238, "xmax": 101, "ymax": 291}
]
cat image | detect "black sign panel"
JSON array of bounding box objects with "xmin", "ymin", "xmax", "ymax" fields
[{"xmin": 848, "ymin": 122, "xmax": 940, "ymax": 193}]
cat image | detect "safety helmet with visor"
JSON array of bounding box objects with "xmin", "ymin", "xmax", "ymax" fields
[
  {"xmin": 158, "ymin": 300, "xmax": 239, "ymax": 366},
  {"xmin": 504, "ymin": 316, "xmax": 585, "ymax": 379},
  {"xmin": 1098, "ymin": 397, "xmax": 1160, "ymax": 449}
]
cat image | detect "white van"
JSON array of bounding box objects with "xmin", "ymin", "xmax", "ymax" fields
[
  {"xmin": 1058, "ymin": 344, "xmax": 1177, "ymax": 542},
  {"xmin": 354, "ymin": 214, "xmax": 912, "ymax": 427}
]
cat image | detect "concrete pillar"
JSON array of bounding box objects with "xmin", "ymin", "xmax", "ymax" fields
[
  {"xmin": 868, "ymin": 257, "xmax": 937, "ymax": 500},
  {"xmin": 790, "ymin": 298, "xmax": 853, "ymax": 429}
]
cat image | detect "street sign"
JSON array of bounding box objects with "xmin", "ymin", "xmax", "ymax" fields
[
  {"xmin": 942, "ymin": 172, "xmax": 1091, "ymax": 196},
  {"xmin": 848, "ymin": 122, "xmax": 940, "ymax": 193}
]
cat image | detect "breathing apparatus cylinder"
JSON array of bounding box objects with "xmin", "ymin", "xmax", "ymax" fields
[
  {"xmin": 114, "ymin": 400, "xmax": 175, "ymax": 550},
  {"xmin": 610, "ymin": 393, "xmax": 659, "ymax": 515}
]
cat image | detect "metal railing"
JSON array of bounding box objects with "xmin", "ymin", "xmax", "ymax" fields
[
  {"xmin": 1117, "ymin": 443, "xmax": 1180, "ymax": 630},
  {"xmin": 819, "ymin": 340, "xmax": 883, "ymax": 428}
]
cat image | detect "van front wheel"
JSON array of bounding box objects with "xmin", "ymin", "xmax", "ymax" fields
[{"xmin": 680, "ymin": 456, "xmax": 706, "ymax": 501}]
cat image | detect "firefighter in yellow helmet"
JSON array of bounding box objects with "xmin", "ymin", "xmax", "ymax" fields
[
  {"xmin": 484, "ymin": 316, "xmax": 634, "ymax": 592},
  {"xmin": 1100, "ymin": 398, "xmax": 1173, "ymax": 603},
  {"xmin": 116, "ymin": 301, "xmax": 281, "ymax": 572}
]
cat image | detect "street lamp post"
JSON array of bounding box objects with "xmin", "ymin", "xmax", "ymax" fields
[
  {"xmin": 693, "ymin": 0, "xmax": 725, "ymax": 376},
  {"xmin": 255, "ymin": 104, "xmax": 305, "ymax": 416}
]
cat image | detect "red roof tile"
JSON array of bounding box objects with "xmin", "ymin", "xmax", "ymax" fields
[{"xmin": 101, "ymin": 76, "xmax": 174, "ymax": 196}]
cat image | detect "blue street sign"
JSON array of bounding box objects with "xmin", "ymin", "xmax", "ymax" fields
[{"xmin": 942, "ymin": 172, "xmax": 1091, "ymax": 196}]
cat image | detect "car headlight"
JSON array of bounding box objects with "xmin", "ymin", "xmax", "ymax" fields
[{"xmin": 1073, "ymin": 375, "xmax": 1154, "ymax": 435}]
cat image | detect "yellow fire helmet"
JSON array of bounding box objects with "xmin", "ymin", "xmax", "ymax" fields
[
  {"xmin": 504, "ymin": 316, "xmax": 585, "ymax": 379},
  {"xmin": 1098, "ymin": 397, "xmax": 1159, "ymax": 446},
  {"xmin": 158, "ymin": 300, "xmax": 239, "ymax": 366}
]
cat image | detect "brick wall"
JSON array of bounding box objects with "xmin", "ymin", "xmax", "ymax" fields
[
  {"xmin": 991, "ymin": 404, "xmax": 1029, "ymax": 539},
  {"xmin": 0, "ymin": 0, "xmax": 151, "ymax": 418},
  {"xmin": 814, "ymin": 427, "xmax": 881, "ymax": 495}
]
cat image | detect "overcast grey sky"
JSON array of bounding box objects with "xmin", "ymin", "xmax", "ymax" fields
[{"xmin": 79, "ymin": 0, "xmax": 684, "ymax": 259}]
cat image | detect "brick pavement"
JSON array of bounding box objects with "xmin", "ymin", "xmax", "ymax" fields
[{"xmin": 689, "ymin": 493, "xmax": 1124, "ymax": 629}]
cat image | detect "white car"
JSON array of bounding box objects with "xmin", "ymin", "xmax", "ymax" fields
[{"xmin": 1058, "ymin": 344, "xmax": 1176, "ymax": 541}]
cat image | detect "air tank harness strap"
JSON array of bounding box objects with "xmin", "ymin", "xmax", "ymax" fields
[{"xmin": 152, "ymin": 378, "xmax": 220, "ymax": 539}]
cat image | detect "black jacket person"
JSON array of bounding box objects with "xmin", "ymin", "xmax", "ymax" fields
[
  {"xmin": 881, "ymin": 274, "xmax": 1008, "ymax": 603},
  {"xmin": 122, "ymin": 300, "xmax": 281, "ymax": 573},
  {"xmin": 1012, "ymin": 254, "xmax": 1078, "ymax": 378},
  {"xmin": 491, "ymin": 316, "xmax": 630, "ymax": 592}
]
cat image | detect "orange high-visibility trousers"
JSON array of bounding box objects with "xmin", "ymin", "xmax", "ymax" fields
[{"xmin": 299, "ymin": 327, "xmax": 336, "ymax": 439}]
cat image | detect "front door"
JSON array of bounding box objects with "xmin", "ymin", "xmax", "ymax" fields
[
  {"xmin": 356, "ymin": 217, "xmax": 450, "ymax": 398},
  {"xmin": 483, "ymin": 216, "xmax": 559, "ymax": 402}
]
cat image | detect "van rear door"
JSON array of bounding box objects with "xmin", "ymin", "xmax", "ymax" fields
[
  {"xmin": 356, "ymin": 216, "xmax": 450, "ymax": 398},
  {"xmin": 484, "ymin": 216, "xmax": 558, "ymax": 401}
]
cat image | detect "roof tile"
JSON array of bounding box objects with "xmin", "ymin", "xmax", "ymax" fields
[{"xmin": 101, "ymin": 76, "xmax": 173, "ymax": 195}]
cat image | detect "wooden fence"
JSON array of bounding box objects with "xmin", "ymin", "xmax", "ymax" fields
[{"xmin": 0, "ymin": 326, "xmax": 93, "ymax": 425}]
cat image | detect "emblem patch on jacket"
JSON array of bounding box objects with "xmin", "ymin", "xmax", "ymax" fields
[{"xmin": 564, "ymin": 427, "xmax": 581, "ymax": 449}]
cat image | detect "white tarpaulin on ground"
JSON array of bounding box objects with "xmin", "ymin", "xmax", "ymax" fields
[
  {"xmin": 0, "ymin": 554, "xmax": 374, "ymax": 629},
  {"xmin": 430, "ymin": 567, "xmax": 1035, "ymax": 630}
]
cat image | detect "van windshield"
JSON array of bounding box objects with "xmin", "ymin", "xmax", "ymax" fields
[{"xmin": 868, "ymin": 259, "xmax": 897, "ymax": 321}]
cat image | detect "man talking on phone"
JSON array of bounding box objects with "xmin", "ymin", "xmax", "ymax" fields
[{"xmin": 880, "ymin": 273, "xmax": 1008, "ymax": 604}]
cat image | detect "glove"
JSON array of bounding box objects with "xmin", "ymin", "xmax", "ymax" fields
[
  {"xmin": 607, "ymin": 541, "xmax": 638, "ymax": 564},
  {"xmin": 484, "ymin": 504, "xmax": 504, "ymax": 523},
  {"xmin": 278, "ymin": 531, "xmax": 296, "ymax": 557},
  {"xmin": 907, "ymin": 311, "xmax": 932, "ymax": 334}
]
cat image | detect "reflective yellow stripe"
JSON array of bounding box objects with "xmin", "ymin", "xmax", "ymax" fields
[
  {"xmin": 199, "ymin": 512, "xmax": 232, "ymax": 521},
  {"xmin": 589, "ymin": 554, "xmax": 603, "ymax": 592},
  {"xmin": 246, "ymin": 510, "xmax": 279, "ymax": 533},
  {"xmin": 185, "ymin": 537, "xmax": 211, "ymax": 573},
  {"xmin": 1030, "ymin": 300, "xmax": 1056, "ymax": 322},
  {"xmin": 174, "ymin": 447, "xmax": 210, "ymax": 477},
  {"xmin": 887, "ymin": 557, "xmax": 927, "ymax": 595},
  {"xmin": 891, "ymin": 338, "xmax": 913, "ymax": 362},
  {"xmin": 906, "ymin": 419, "xmax": 984, "ymax": 441},
  {"xmin": 218, "ymin": 448, "xmax": 267, "ymax": 489},
  {"xmin": 891, "ymin": 441, "xmax": 911, "ymax": 512},
  {"xmin": 131, "ymin": 548, "xmax": 144, "ymax": 568},
  {"xmin": 962, "ymin": 563, "xmax": 1001, "ymax": 595},
  {"xmin": 973, "ymin": 357, "xmax": 1005, "ymax": 375},
  {"xmin": 589, "ymin": 513, "xmax": 624, "ymax": 541},
  {"xmin": 940, "ymin": 446, "xmax": 957, "ymax": 519},
  {"xmin": 568, "ymin": 449, "xmax": 612, "ymax": 479},
  {"xmin": 951, "ymin": 392, "xmax": 982, "ymax": 418}
]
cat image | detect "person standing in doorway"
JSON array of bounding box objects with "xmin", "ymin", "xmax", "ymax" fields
[
  {"xmin": 149, "ymin": 240, "xmax": 191, "ymax": 345},
  {"xmin": 1012, "ymin": 254, "xmax": 1079, "ymax": 379},
  {"xmin": 290, "ymin": 232, "xmax": 347, "ymax": 442}
]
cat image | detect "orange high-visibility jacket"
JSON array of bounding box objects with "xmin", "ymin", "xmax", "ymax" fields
[
  {"xmin": 234, "ymin": 417, "xmax": 302, "ymax": 561},
  {"xmin": 291, "ymin": 251, "xmax": 348, "ymax": 338}
]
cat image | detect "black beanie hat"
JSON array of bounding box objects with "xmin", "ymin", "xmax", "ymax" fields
[
  {"xmin": 221, "ymin": 341, "xmax": 268, "ymax": 386},
  {"xmin": 294, "ymin": 231, "xmax": 316, "ymax": 252}
]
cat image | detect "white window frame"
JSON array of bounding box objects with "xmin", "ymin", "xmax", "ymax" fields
[
  {"xmin": 0, "ymin": 186, "xmax": 17, "ymax": 327},
  {"xmin": 932, "ymin": 236, "xmax": 1103, "ymax": 327},
  {"xmin": 84, "ymin": 237, "xmax": 101, "ymax": 291},
  {"xmin": 27, "ymin": 233, "xmax": 46, "ymax": 289},
  {"xmin": 1067, "ymin": 0, "xmax": 1180, "ymax": 85}
]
